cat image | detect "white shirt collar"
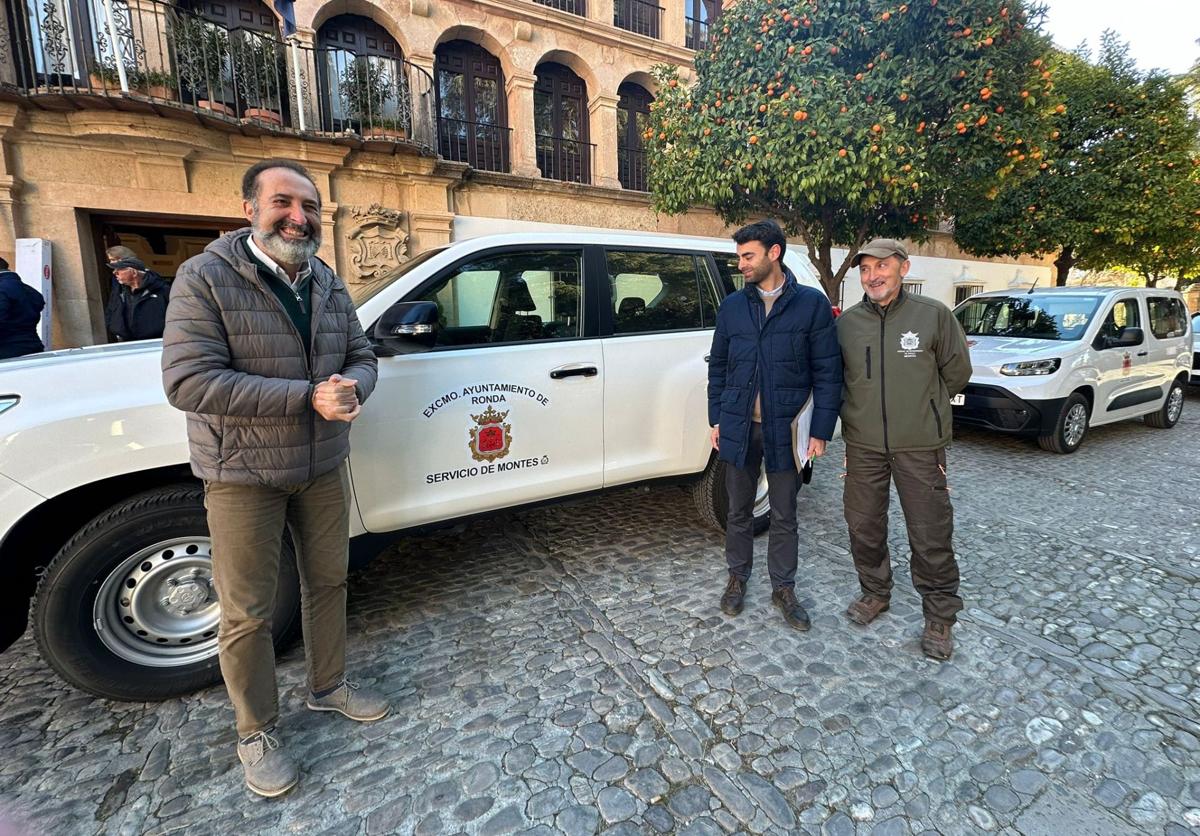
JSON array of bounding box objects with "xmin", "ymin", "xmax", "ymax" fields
[{"xmin": 247, "ymin": 233, "xmax": 312, "ymax": 288}]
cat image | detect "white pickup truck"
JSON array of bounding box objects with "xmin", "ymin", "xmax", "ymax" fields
[{"xmin": 0, "ymin": 230, "xmax": 824, "ymax": 701}]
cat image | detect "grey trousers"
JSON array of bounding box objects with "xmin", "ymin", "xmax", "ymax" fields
[
  {"xmin": 204, "ymin": 463, "xmax": 351, "ymax": 737},
  {"xmin": 725, "ymin": 422, "xmax": 801, "ymax": 589}
]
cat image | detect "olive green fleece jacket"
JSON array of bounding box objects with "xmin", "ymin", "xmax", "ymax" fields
[{"xmin": 836, "ymin": 289, "xmax": 973, "ymax": 452}]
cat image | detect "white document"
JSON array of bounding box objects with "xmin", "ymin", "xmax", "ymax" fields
[{"xmin": 792, "ymin": 393, "xmax": 815, "ymax": 472}]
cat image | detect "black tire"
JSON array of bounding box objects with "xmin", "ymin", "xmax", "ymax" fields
[
  {"xmin": 692, "ymin": 458, "xmax": 770, "ymax": 535},
  {"xmin": 1037, "ymin": 392, "xmax": 1090, "ymax": 454},
  {"xmin": 31, "ymin": 484, "xmax": 301, "ymax": 702},
  {"xmin": 1144, "ymin": 378, "xmax": 1185, "ymax": 428}
]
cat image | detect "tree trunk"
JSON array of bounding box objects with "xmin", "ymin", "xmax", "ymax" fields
[
  {"xmin": 1144, "ymin": 274, "xmax": 1160, "ymax": 288},
  {"xmin": 1053, "ymin": 245, "xmax": 1075, "ymax": 286}
]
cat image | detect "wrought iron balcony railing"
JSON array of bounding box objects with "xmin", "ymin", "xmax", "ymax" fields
[
  {"xmin": 535, "ymin": 134, "xmax": 593, "ymax": 185},
  {"xmin": 685, "ymin": 16, "xmax": 710, "ymax": 50},
  {"xmin": 614, "ymin": 0, "xmax": 662, "ymax": 39},
  {"xmin": 437, "ymin": 117, "xmax": 511, "ymax": 173},
  {"xmin": 0, "ymin": 0, "xmax": 434, "ymax": 147},
  {"xmin": 533, "ymin": 0, "xmax": 585, "ymax": 16},
  {"xmin": 617, "ymin": 145, "xmax": 648, "ymax": 191}
]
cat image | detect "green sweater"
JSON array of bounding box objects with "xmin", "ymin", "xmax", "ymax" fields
[
  {"xmin": 243, "ymin": 239, "xmax": 312, "ymax": 360},
  {"xmin": 836, "ymin": 290, "xmax": 973, "ymax": 452}
]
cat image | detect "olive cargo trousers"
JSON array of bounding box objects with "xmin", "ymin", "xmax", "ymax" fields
[
  {"xmin": 204, "ymin": 463, "xmax": 351, "ymax": 738},
  {"xmin": 843, "ymin": 445, "xmax": 963, "ymax": 624}
]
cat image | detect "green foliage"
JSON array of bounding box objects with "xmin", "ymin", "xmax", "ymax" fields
[
  {"xmin": 645, "ymin": 0, "xmax": 1055, "ymax": 298},
  {"xmin": 172, "ymin": 14, "xmax": 230, "ymax": 98},
  {"xmin": 340, "ymin": 59, "xmax": 396, "ymax": 124},
  {"xmin": 90, "ymin": 61, "xmax": 176, "ymax": 91},
  {"xmin": 953, "ymin": 32, "xmax": 1200, "ymax": 285},
  {"xmin": 230, "ymin": 33, "xmax": 286, "ymax": 111}
]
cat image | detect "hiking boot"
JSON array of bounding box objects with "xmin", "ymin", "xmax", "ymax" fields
[
  {"xmin": 921, "ymin": 620, "xmax": 954, "ymax": 661},
  {"xmin": 771, "ymin": 586, "xmax": 811, "ymax": 631},
  {"xmin": 237, "ymin": 728, "xmax": 298, "ymax": 798},
  {"xmin": 306, "ymin": 679, "xmax": 390, "ymax": 722},
  {"xmin": 846, "ymin": 594, "xmax": 890, "ymax": 625},
  {"xmin": 720, "ymin": 575, "xmax": 746, "ymax": 616}
]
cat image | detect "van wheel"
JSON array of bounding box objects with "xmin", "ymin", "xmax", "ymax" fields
[
  {"xmin": 31, "ymin": 485, "xmax": 302, "ymax": 702},
  {"xmin": 1144, "ymin": 379, "xmax": 1185, "ymax": 428},
  {"xmin": 1037, "ymin": 393, "xmax": 1090, "ymax": 453},
  {"xmin": 692, "ymin": 459, "xmax": 770, "ymax": 535}
]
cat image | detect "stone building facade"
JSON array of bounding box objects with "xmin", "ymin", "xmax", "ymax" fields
[{"xmin": 0, "ymin": 0, "xmax": 1047, "ymax": 347}]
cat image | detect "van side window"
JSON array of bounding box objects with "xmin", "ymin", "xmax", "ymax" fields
[
  {"xmin": 1147, "ymin": 297, "xmax": 1187, "ymax": 339},
  {"xmin": 1096, "ymin": 299, "xmax": 1142, "ymax": 347},
  {"xmin": 415, "ymin": 250, "xmax": 583, "ymax": 347},
  {"xmin": 712, "ymin": 253, "xmax": 743, "ymax": 294},
  {"xmin": 608, "ymin": 250, "xmax": 708, "ymax": 334}
]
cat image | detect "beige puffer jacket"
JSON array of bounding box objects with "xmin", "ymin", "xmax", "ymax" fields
[{"xmin": 162, "ymin": 228, "xmax": 378, "ymax": 487}]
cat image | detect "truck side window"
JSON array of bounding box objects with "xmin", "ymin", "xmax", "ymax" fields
[
  {"xmin": 607, "ymin": 250, "xmax": 706, "ymax": 334},
  {"xmin": 1147, "ymin": 297, "xmax": 1186, "ymax": 339},
  {"xmin": 1097, "ymin": 299, "xmax": 1142, "ymax": 347},
  {"xmin": 415, "ymin": 250, "xmax": 583, "ymax": 347}
]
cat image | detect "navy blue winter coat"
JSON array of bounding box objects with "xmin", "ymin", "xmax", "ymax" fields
[
  {"xmin": 708, "ymin": 269, "xmax": 843, "ymax": 472},
  {"xmin": 0, "ymin": 270, "xmax": 44, "ymax": 359}
]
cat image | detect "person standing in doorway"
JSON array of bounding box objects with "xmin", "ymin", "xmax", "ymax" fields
[
  {"xmin": 105, "ymin": 255, "xmax": 170, "ymax": 341},
  {"xmin": 836, "ymin": 238, "xmax": 972, "ymax": 660},
  {"xmin": 162, "ymin": 159, "xmax": 384, "ymax": 797},
  {"xmin": 708, "ymin": 220, "xmax": 843, "ymax": 629}
]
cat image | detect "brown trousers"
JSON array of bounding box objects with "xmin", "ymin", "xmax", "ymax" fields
[
  {"xmin": 204, "ymin": 463, "xmax": 351, "ymax": 738},
  {"xmin": 843, "ymin": 444, "xmax": 963, "ymax": 624}
]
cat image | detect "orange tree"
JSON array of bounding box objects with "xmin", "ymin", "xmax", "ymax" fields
[
  {"xmin": 644, "ymin": 0, "xmax": 1055, "ymax": 301},
  {"xmin": 952, "ymin": 34, "xmax": 1200, "ymax": 285}
]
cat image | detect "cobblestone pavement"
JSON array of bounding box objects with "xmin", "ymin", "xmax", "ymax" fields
[{"xmin": 2, "ymin": 391, "xmax": 1199, "ymax": 836}]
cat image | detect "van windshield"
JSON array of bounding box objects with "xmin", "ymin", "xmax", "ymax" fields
[
  {"xmin": 954, "ymin": 294, "xmax": 1103, "ymax": 341},
  {"xmin": 351, "ymin": 246, "xmax": 449, "ymax": 306}
]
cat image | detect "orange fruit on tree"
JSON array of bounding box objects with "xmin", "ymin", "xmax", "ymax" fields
[
  {"xmin": 788, "ymin": 45, "xmax": 796, "ymax": 54},
  {"xmin": 872, "ymin": 123, "xmax": 882, "ymax": 132},
  {"xmin": 703, "ymin": 127, "xmax": 711, "ymax": 136},
  {"xmin": 881, "ymin": 11, "xmax": 891, "ymax": 20},
  {"xmin": 1020, "ymin": 90, "xmax": 1029, "ymax": 98},
  {"xmin": 983, "ymin": 37, "xmax": 993, "ymax": 46},
  {"xmin": 956, "ymin": 122, "xmax": 967, "ymax": 133},
  {"xmin": 980, "ymin": 87, "xmax": 991, "ymax": 99},
  {"xmin": 899, "ymin": 92, "xmax": 909, "ymax": 102},
  {"xmin": 749, "ymin": 135, "xmax": 759, "ymax": 144},
  {"xmin": 838, "ymin": 148, "xmax": 848, "ymax": 157},
  {"xmin": 1055, "ymin": 104, "xmax": 1066, "ymax": 113},
  {"xmin": 759, "ymin": 104, "xmax": 767, "ymax": 112},
  {"xmin": 793, "ymin": 110, "xmax": 808, "ymax": 120}
]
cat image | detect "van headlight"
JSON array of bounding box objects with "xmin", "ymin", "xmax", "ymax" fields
[
  {"xmin": 0, "ymin": 395, "xmax": 19, "ymax": 415},
  {"xmin": 1000, "ymin": 359, "xmax": 1061, "ymax": 376}
]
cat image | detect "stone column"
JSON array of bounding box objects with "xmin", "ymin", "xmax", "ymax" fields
[
  {"xmin": 661, "ymin": 0, "xmax": 687, "ymax": 49},
  {"xmin": 406, "ymin": 52, "xmax": 437, "ymax": 150},
  {"xmin": 506, "ymin": 72, "xmax": 540, "ymax": 179},
  {"xmin": 0, "ymin": 104, "xmax": 22, "ymax": 263},
  {"xmin": 588, "ymin": 93, "xmax": 621, "ymax": 189},
  {"xmin": 284, "ymin": 28, "xmax": 320, "ymax": 132}
]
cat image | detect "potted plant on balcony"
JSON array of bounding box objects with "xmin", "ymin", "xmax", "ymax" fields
[
  {"xmin": 340, "ymin": 58, "xmax": 407, "ymax": 140},
  {"xmin": 172, "ymin": 12, "xmax": 234, "ymax": 116},
  {"xmin": 89, "ymin": 62, "xmax": 177, "ymax": 100},
  {"xmin": 231, "ymin": 32, "xmax": 286, "ymax": 126}
]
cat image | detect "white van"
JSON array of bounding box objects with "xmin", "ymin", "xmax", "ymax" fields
[
  {"xmin": 0, "ymin": 230, "xmax": 824, "ymax": 700},
  {"xmin": 951, "ymin": 287, "xmax": 1192, "ymax": 453}
]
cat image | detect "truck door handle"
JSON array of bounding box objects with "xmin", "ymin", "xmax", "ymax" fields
[
  {"xmin": 550, "ymin": 365, "xmax": 598, "ymax": 379},
  {"xmin": 1136, "ymin": 351, "xmax": 1148, "ymax": 356}
]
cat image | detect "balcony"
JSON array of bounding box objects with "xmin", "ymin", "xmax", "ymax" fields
[
  {"xmin": 685, "ymin": 16, "xmax": 710, "ymax": 50},
  {"xmin": 0, "ymin": 0, "xmax": 434, "ymax": 148},
  {"xmin": 533, "ymin": 0, "xmax": 586, "ymax": 16},
  {"xmin": 535, "ymin": 134, "xmax": 593, "ymax": 185},
  {"xmin": 617, "ymin": 145, "xmax": 647, "ymax": 191},
  {"xmin": 614, "ymin": 0, "xmax": 661, "ymax": 39},
  {"xmin": 437, "ymin": 117, "xmax": 511, "ymax": 173}
]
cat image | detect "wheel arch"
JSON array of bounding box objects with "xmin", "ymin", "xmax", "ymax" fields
[
  {"xmin": 1071, "ymin": 384, "xmax": 1095, "ymax": 412},
  {"xmin": 0, "ymin": 465, "xmax": 197, "ymax": 650}
]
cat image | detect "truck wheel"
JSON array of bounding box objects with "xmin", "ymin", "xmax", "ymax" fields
[
  {"xmin": 692, "ymin": 459, "xmax": 770, "ymax": 536},
  {"xmin": 1144, "ymin": 379, "xmax": 1185, "ymax": 428},
  {"xmin": 31, "ymin": 485, "xmax": 301, "ymax": 702},
  {"xmin": 1037, "ymin": 393, "xmax": 1089, "ymax": 454}
]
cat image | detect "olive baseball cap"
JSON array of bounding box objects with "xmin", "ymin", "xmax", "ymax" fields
[{"xmin": 851, "ymin": 238, "xmax": 909, "ymax": 267}]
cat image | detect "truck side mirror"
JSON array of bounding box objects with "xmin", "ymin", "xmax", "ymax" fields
[{"xmin": 373, "ymin": 301, "xmax": 439, "ymax": 354}]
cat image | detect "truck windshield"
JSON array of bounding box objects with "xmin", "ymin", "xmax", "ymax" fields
[{"xmin": 954, "ymin": 294, "xmax": 1103, "ymax": 341}]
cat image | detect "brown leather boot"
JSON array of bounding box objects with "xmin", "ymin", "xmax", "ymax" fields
[
  {"xmin": 845, "ymin": 594, "xmax": 890, "ymax": 625},
  {"xmin": 921, "ymin": 620, "xmax": 954, "ymax": 660},
  {"xmin": 720, "ymin": 575, "xmax": 746, "ymax": 616}
]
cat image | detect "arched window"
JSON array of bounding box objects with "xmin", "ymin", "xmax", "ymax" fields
[
  {"xmin": 534, "ymin": 62, "xmax": 590, "ymax": 184},
  {"xmin": 435, "ymin": 40, "xmax": 509, "ymax": 172},
  {"xmin": 317, "ymin": 14, "xmax": 410, "ymax": 137},
  {"xmin": 617, "ymin": 82, "xmax": 653, "ymax": 191}
]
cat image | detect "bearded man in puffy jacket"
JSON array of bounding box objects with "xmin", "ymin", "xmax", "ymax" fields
[
  {"xmin": 836, "ymin": 238, "xmax": 972, "ymax": 661},
  {"xmin": 162, "ymin": 159, "xmax": 382, "ymax": 798}
]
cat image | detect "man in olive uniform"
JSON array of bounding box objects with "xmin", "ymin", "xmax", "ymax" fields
[{"xmin": 836, "ymin": 239, "xmax": 972, "ymax": 660}]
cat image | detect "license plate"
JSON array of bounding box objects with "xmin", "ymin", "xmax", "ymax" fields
[{"xmin": 951, "ymin": 394, "xmax": 965, "ymax": 406}]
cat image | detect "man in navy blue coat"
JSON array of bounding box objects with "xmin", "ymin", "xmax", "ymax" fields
[
  {"xmin": 708, "ymin": 220, "xmax": 843, "ymax": 629},
  {"xmin": 0, "ymin": 257, "xmax": 45, "ymax": 359}
]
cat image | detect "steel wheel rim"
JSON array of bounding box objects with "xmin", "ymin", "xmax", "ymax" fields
[
  {"xmin": 1167, "ymin": 386, "xmax": 1184, "ymax": 423},
  {"xmin": 752, "ymin": 467, "xmax": 770, "ymax": 517},
  {"xmin": 93, "ymin": 536, "xmax": 221, "ymax": 668},
  {"xmin": 1063, "ymin": 403, "xmax": 1088, "ymax": 447}
]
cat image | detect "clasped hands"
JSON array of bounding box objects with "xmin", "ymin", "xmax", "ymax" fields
[{"xmin": 312, "ymin": 374, "xmax": 361, "ymax": 422}]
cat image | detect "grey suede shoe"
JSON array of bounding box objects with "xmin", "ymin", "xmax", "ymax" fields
[
  {"xmin": 306, "ymin": 679, "xmax": 390, "ymax": 722},
  {"xmin": 237, "ymin": 728, "xmax": 298, "ymax": 798}
]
